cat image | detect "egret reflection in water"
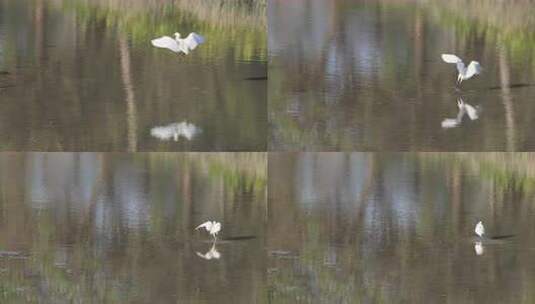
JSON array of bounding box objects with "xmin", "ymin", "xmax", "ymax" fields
[
  {"xmin": 474, "ymin": 241, "xmax": 484, "ymax": 256},
  {"xmin": 150, "ymin": 121, "xmax": 201, "ymax": 141},
  {"xmin": 441, "ymin": 54, "xmax": 482, "ymax": 84},
  {"xmin": 151, "ymin": 32, "xmax": 205, "ymax": 55},
  {"xmin": 441, "ymin": 98, "xmax": 480, "ymax": 129},
  {"xmin": 196, "ymin": 242, "xmax": 221, "ymax": 260}
]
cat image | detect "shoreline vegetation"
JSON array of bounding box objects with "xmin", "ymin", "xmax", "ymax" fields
[
  {"xmin": 146, "ymin": 152, "xmax": 267, "ymax": 191},
  {"xmin": 380, "ymin": 0, "xmax": 535, "ymax": 61},
  {"xmin": 424, "ymin": 153, "xmax": 535, "ymax": 194},
  {"xmin": 54, "ymin": 0, "xmax": 267, "ymax": 61}
]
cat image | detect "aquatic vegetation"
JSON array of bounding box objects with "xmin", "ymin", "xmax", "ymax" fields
[{"xmin": 58, "ymin": 0, "xmax": 266, "ymax": 62}]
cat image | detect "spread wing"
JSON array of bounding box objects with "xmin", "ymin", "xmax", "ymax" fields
[
  {"xmin": 196, "ymin": 221, "xmax": 213, "ymax": 231},
  {"xmin": 441, "ymin": 54, "xmax": 466, "ymax": 74},
  {"xmin": 150, "ymin": 125, "xmax": 174, "ymax": 140},
  {"xmin": 441, "ymin": 54, "xmax": 462, "ymax": 63},
  {"xmin": 176, "ymin": 122, "xmax": 200, "ymax": 140},
  {"xmin": 465, "ymin": 61, "xmax": 482, "ymax": 79},
  {"xmin": 151, "ymin": 36, "xmax": 180, "ymax": 53},
  {"xmin": 183, "ymin": 33, "xmax": 205, "ymax": 51}
]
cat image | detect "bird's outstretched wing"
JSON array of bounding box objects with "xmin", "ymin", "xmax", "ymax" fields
[
  {"xmin": 442, "ymin": 54, "xmax": 466, "ymax": 75},
  {"xmin": 151, "ymin": 36, "xmax": 180, "ymax": 53},
  {"xmin": 465, "ymin": 61, "xmax": 482, "ymax": 79},
  {"xmin": 196, "ymin": 221, "xmax": 213, "ymax": 231},
  {"xmin": 150, "ymin": 125, "xmax": 175, "ymax": 140},
  {"xmin": 183, "ymin": 33, "xmax": 205, "ymax": 51},
  {"xmin": 441, "ymin": 54, "xmax": 462, "ymax": 63}
]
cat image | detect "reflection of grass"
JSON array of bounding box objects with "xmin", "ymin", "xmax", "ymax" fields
[{"xmin": 58, "ymin": 0, "xmax": 266, "ymax": 61}]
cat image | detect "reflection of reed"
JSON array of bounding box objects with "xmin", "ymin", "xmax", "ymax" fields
[
  {"xmin": 498, "ymin": 47, "xmax": 516, "ymax": 152},
  {"xmin": 119, "ymin": 36, "xmax": 137, "ymax": 152}
]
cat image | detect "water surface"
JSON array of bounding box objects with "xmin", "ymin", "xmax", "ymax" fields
[
  {"xmin": 0, "ymin": 0, "xmax": 266, "ymax": 151},
  {"xmin": 269, "ymin": 0, "xmax": 535, "ymax": 151},
  {"xmin": 0, "ymin": 153, "xmax": 267, "ymax": 302},
  {"xmin": 268, "ymin": 153, "xmax": 535, "ymax": 303}
]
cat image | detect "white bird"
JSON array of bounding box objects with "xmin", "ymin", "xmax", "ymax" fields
[
  {"xmin": 474, "ymin": 241, "xmax": 484, "ymax": 256},
  {"xmin": 150, "ymin": 121, "xmax": 201, "ymax": 141},
  {"xmin": 151, "ymin": 32, "xmax": 205, "ymax": 55},
  {"xmin": 195, "ymin": 221, "xmax": 222, "ymax": 241},
  {"xmin": 441, "ymin": 54, "xmax": 482, "ymax": 84},
  {"xmin": 196, "ymin": 242, "xmax": 221, "ymax": 260},
  {"xmin": 441, "ymin": 98, "xmax": 479, "ymax": 129},
  {"xmin": 475, "ymin": 221, "xmax": 485, "ymax": 238}
]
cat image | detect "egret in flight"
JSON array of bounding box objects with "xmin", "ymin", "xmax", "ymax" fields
[
  {"xmin": 196, "ymin": 242, "xmax": 221, "ymax": 260},
  {"xmin": 441, "ymin": 54, "xmax": 482, "ymax": 84},
  {"xmin": 196, "ymin": 221, "xmax": 222, "ymax": 241},
  {"xmin": 151, "ymin": 32, "xmax": 205, "ymax": 55},
  {"xmin": 475, "ymin": 221, "xmax": 485, "ymax": 238},
  {"xmin": 441, "ymin": 98, "xmax": 479, "ymax": 129}
]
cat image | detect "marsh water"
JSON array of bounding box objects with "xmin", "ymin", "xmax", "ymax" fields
[
  {"xmin": 0, "ymin": 153, "xmax": 267, "ymax": 302},
  {"xmin": 269, "ymin": 0, "xmax": 535, "ymax": 151},
  {"xmin": 268, "ymin": 153, "xmax": 535, "ymax": 303},
  {"xmin": 1, "ymin": 152, "xmax": 534, "ymax": 303},
  {"xmin": 0, "ymin": 0, "xmax": 266, "ymax": 151}
]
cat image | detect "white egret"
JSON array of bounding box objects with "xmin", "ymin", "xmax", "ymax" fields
[
  {"xmin": 195, "ymin": 221, "xmax": 222, "ymax": 241},
  {"xmin": 196, "ymin": 242, "xmax": 221, "ymax": 260},
  {"xmin": 441, "ymin": 98, "xmax": 479, "ymax": 129},
  {"xmin": 474, "ymin": 241, "xmax": 484, "ymax": 256},
  {"xmin": 151, "ymin": 32, "xmax": 205, "ymax": 55},
  {"xmin": 475, "ymin": 221, "xmax": 485, "ymax": 238},
  {"xmin": 150, "ymin": 121, "xmax": 200, "ymax": 141},
  {"xmin": 441, "ymin": 54, "xmax": 482, "ymax": 84}
]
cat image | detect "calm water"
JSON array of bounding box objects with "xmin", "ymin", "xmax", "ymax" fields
[
  {"xmin": 0, "ymin": 153, "xmax": 267, "ymax": 302},
  {"xmin": 0, "ymin": 0, "xmax": 267, "ymax": 151},
  {"xmin": 269, "ymin": 0, "xmax": 535, "ymax": 151},
  {"xmin": 268, "ymin": 153, "xmax": 535, "ymax": 303}
]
